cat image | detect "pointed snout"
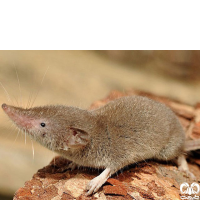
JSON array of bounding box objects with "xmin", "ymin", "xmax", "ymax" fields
[
  {"xmin": 2, "ymin": 103, "xmax": 8, "ymax": 110},
  {"xmin": 2, "ymin": 103, "xmax": 12, "ymax": 113}
]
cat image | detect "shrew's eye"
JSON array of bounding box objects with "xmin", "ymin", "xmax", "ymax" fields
[{"xmin": 40, "ymin": 123, "xmax": 46, "ymax": 127}]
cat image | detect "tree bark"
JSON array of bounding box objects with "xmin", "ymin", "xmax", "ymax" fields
[{"xmin": 14, "ymin": 90, "xmax": 200, "ymax": 200}]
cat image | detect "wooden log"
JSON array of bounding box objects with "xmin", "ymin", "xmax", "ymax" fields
[{"xmin": 13, "ymin": 90, "xmax": 200, "ymax": 200}]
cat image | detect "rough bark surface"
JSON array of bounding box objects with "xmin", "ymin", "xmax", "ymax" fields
[{"xmin": 14, "ymin": 90, "xmax": 200, "ymax": 200}]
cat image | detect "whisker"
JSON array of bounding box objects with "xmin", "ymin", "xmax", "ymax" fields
[
  {"xmin": 14, "ymin": 128, "xmax": 21, "ymax": 143},
  {"xmin": 25, "ymin": 129, "xmax": 27, "ymax": 145},
  {"xmin": 31, "ymin": 139, "xmax": 35, "ymax": 160},
  {"xmin": 0, "ymin": 81, "xmax": 12, "ymax": 103},
  {"xmin": 13, "ymin": 95, "xmax": 19, "ymax": 107},
  {"xmin": 30, "ymin": 66, "xmax": 49, "ymax": 108},
  {"xmin": 10, "ymin": 123, "xmax": 15, "ymax": 128},
  {"xmin": 5, "ymin": 123, "xmax": 16, "ymax": 139},
  {"xmin": 15, "ymin": 65, "xmax": 22, "ymax": 107},
  {"xmin": 26, "ymin": 91, "xmax": 33, "ymax": 109}
]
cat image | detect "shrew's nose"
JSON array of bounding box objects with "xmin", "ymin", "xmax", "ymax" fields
[{"xmin": 2, "ymin": 103, "xmax": 7, "ymax": 110}]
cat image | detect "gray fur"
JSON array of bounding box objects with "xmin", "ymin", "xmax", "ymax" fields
[{"xmin": 2, "ymin": 96, "xmax": 187, "ymax": 194}]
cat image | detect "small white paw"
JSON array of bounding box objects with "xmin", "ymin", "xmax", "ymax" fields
[
  {"xmin": 85, "ymin": 167, "xmax": 111, "ymax": 196},
  {"xmin": 178, "ymin": 166, "xmax": 196, "ymax": 179},
  {"xmin": 86, "ymin": 176, "xmax": 106, "ymax": 196}
]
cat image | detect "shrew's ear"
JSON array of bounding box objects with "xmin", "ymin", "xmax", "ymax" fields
[{"xmin": 67, "ymin": 127, "xmax": 89, "ymax": 148}]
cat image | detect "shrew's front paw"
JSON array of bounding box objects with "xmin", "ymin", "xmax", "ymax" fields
[
  {"xmin": 86, "ymin": 176, "xmax": 106, "ymax": 196},
  {"xmin": 85, "ymin": 168, "xmax": 112, "ymax": 196},
  {"xmin": 57, "ymin": 162, "xmax": 77, "ymax": 173}
]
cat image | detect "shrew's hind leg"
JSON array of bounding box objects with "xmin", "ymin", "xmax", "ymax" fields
[
  {"xmin": 177, "ymin": 154, "xmax": 195, "ymax": 179},
  {"xmin": 156, "ymin": 140, "xmax": 182, "ymax": 161},
  {"xmin": 156, "ymin": 141, "xmax": 195, "ymax": 179}
]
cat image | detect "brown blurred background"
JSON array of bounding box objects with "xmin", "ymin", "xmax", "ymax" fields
[{"xmin": 0, "ymin": 50, "xmax": 200, "ymax": 200}]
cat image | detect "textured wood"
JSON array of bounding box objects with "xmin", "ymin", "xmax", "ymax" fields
[{"xmin": 13, "ymin": 90, "xmax": 200, "ymax": 200}]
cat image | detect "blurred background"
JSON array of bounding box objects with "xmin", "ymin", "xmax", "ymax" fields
[{"xmin": 0, "ymin": 50, "xmax": 200, "ymax": 199}]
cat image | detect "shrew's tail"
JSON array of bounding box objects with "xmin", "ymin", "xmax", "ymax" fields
[{"xmin": 184, "ymin": 139, "xmax": 200, "ymax": 151}]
